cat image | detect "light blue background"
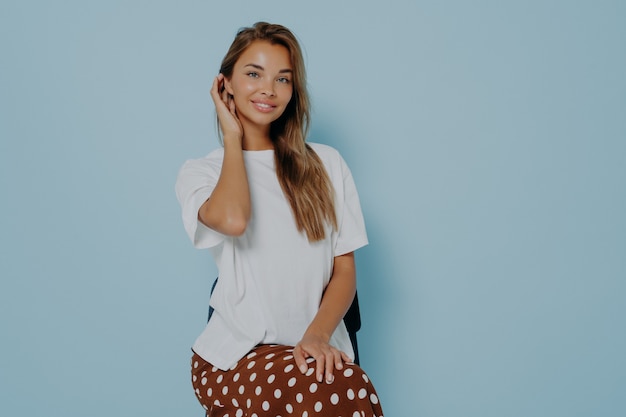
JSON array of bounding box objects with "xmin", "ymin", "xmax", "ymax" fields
[{"xmin": 1, "ymin": 1, "xmax": 624, "ymax": 416}]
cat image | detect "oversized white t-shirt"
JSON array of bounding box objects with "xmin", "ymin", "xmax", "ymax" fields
[{"xmin": 175, "ymin": 142, "xmax": 368, "ymax": 370}]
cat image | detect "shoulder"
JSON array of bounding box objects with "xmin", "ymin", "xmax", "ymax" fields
[
  {"xmin": 179, "ymin": 147, "xmax": 224, "ymax": 172},
  {"xmin": 308, "ymin": 142, "xmax": 341, "ymax": 160},
  {"xmin": 308, "ymin": 142, "xmax": 352, "ymax": 176},
  {"xmin": 176, "ymin": 148, "xmax": 225, "ymax": 192},
  {"xmin": 308, "ymin": 142, "xmax": 347, "ymax": 170}
]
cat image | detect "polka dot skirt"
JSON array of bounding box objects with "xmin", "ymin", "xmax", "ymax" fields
[{"xmin": 191, "ymin": 344, "xmax": 384, "ymax": 417}]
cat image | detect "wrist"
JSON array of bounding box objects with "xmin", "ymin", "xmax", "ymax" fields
[
  {"xmin": 222, "ymin": 137, "xmax": 244, "ymax": 153},
  {"xmin": 222, "ymin": 133, "xmax": 243, "ymax": 144},
  {"xmin": 303, "ymin": 326, "xmax": 331, "ymax": 343}
]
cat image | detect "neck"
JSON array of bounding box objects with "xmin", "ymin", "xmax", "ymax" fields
[{"xmin": 241, "ymin": 123, "xmax": 274, "ymax": 151}]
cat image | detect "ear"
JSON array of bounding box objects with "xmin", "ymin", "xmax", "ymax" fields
[{"xmin": 224, "ymin": 77, "xmax": 234, "ymax": 95}]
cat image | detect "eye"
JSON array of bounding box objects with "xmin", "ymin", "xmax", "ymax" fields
[
  {"xmin": 277, "ymin": 77, "xmax": 291, "ymax": 84},
  {"xmin": 246, "ymin": 72, "xmax": 260, "ymax": 78}
]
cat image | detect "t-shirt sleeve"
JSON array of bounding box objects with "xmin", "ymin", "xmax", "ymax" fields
[
  {"xmin": 334, "ymin": 154, "xmax": 368, "ymax": 256},
  {"xmin": 175, "ymin": 157, "xmax": 225, "ymax": 249}
]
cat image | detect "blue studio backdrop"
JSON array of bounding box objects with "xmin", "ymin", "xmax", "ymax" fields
[{"xmin": 1, "ymin": 1, "xmax": 625, "ymax": 416}]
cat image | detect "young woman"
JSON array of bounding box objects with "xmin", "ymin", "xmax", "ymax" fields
[{"xmin": 176, "ymin": 22, "xmax": 384, "ymax": 417}]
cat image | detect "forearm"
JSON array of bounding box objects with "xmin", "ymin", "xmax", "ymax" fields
[
  {"xmin": 198, "ymin": 136, "xmax": 251, "ymax": 236},
  {"xmin": 304, "ymin": 252, "xmax": 357, "ymax": 342}
]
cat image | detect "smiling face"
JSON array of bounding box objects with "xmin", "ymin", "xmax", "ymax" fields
[{"xmin": 224, "ymin": 41, "xmax": 293, "ymax": 139}]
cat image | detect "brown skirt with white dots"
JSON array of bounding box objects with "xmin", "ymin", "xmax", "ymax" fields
[{"xmin": 191, "ymin": 344, "xmax": 384, "ymax": 417}]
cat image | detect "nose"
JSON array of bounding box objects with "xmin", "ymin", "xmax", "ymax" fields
[{"xmin": 260, "ymin": 79, "xmax": 276, "ymax": 96}]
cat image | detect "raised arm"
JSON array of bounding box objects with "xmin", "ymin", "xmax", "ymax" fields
[
  {"xmin": 293, "ymin": 252, "xmax": 357, "ymax": 384},
  {"xmin": 198, "ymin": 74, "xmax": 251, "ymax": 236}
]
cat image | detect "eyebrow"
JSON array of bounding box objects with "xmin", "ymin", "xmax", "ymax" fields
[{"xmin": 244, "ymin": 63, "xmax": 292, "ymax": 74}]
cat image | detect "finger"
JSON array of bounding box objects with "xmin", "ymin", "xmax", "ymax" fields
[
  {"xmin": 315, "ymin": 353, "xmax": 325, "ymax": 383},
  {"xmin": 228, "ymin": 95, "xmax": 237, "ymax": 115},
  {"xmin": 221, "ymin": 84, "xmax": 229, "ymax": 104},
  {"xmin": 334, "ymin": 349, "xmax": 345, "ymax": 371},
  {"xmin": 210, "ymin": 78, "xmax": 229, "ymax": 111},
  {"xmin": 340, "ymin": 350, "xmax": 352, "ymax": 364},
  {"xmin": 293, "ymin": 345, "xmax": 309, "ymax": 374},
  {"xmin": 210, "ymin": 77, "xmax": 221, "ymax": 101},
  {"xmin": 325, "ymin": 350, "xmax": 336, "ymax": 383}
]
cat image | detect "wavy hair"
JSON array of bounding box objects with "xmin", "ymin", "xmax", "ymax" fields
[{"xmin": 219, "ymin": 22, "xmax": 337, "ymax": 241}]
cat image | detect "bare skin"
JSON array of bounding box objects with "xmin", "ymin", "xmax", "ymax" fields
[
  {"xmin": 200, "ymin": 40, "xmax": 357, "ymax": 385},
  {"xmin": 293, "ymin": 252, "xmax": 357, "ymax": 384},
  {"xmin": 198, "ymin": 74, "xmax": 250, "ymax": 236}
]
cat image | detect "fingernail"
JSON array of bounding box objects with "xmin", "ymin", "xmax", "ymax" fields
[
  {"xmin": 299, "ymin": 365, "xmax": 307, "ymax": 373},
  {"xmin": 326, "ymin": 375, "xmax": 334, "ymax": 384}
]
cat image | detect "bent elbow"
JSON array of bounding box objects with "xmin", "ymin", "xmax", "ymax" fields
[
  {"xmin": 219, "ymin": 206, "xmax": 250, "ymax": 236},
  {"xmin": 199, "ymin": 206, "xmax": 249, "ymax": 237},
  {"xmin": 224, "ymin": 215, "xmax": 248, "ymax": 236}
]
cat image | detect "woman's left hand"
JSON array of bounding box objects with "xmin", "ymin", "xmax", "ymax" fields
[{"xmin": 294, "ymin": 333, "xmax": 352, "ymax": 384}]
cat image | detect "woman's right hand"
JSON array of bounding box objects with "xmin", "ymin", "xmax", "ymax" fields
[
  {"xmin": 210, "ymin": 73, "xmax": 243, "ymax": 143},
  {"xmin": 198, "ymin": 73, "xmax": 251, "ymax": 236}
]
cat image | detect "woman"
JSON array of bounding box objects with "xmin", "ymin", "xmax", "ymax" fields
[{"xmin": 176, "ymin": 22, "xmax": 384, "ymax": 417}]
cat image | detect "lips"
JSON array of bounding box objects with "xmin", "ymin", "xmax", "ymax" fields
[{"xmin": 252, "ymin": 100, "xmax": 277, "ymax": 113}]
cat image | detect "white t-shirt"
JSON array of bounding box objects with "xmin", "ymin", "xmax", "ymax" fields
[{"xmin": 175, "ymin": 143, "xmax": 368, "ymax": 370}]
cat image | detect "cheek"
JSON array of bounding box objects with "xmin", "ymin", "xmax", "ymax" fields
[
  {"xmin": 232, "ymin": 94, "xmax": 248, "ymax": 111},
  {"xmin": 229, "ymin": 78, "xmax": 253, "ymax": 96},
  {"xmin": 281, "ymin": 86, "xmax": 294, "ymax": 104},
  {"xmin": 231, "ymin": 83, "xmax": 254, "ymax": 106}
]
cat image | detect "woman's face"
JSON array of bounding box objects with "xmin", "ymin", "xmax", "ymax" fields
[{"xmin": 224, "ymin": 41, "xmax": 293, "ymax": 133}]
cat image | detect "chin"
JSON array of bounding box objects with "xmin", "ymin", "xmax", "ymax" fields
[{"xmin": 251, "ymin": 111, "xmax": 285, "ymax": 126}]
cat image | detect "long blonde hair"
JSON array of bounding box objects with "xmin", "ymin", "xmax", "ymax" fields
[{"xmin": 219, "ymin": 22, "xmax": 337, "ymax": 241}]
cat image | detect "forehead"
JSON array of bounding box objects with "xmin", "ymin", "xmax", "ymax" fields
[{"xmin": 236, "ymin": 41, "xmax": 292, "ymax": 70}]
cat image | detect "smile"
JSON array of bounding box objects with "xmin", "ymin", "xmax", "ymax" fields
[{"xmin": 252, "ymin": 101, "xmax": 277, "ymax": 113}]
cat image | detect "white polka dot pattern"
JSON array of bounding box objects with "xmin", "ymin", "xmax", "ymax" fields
[
  {"xmin": 347, "ymin": 388, "xmax": 356, "ymax": 400},
  {"xmin": 314, "ymin": 401, "xmax": 323, "ymax": 412},
  {"xmin": 191, "ymin": 345, "xmax": 384, "ymax": 417}
]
